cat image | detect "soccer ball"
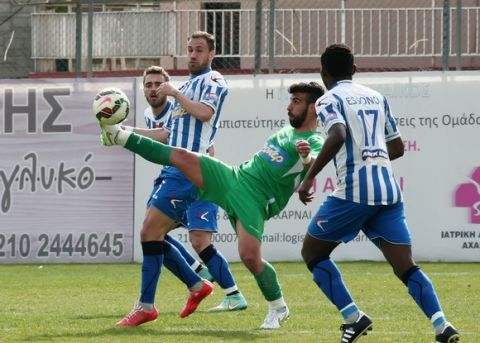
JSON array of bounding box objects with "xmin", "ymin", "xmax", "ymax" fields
[{"xmin": 93, "ymin": 87, "xmax": 130, "ymax": 125}]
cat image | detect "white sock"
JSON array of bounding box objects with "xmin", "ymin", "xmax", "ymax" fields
[
  {"xmin": 104, "ymin": 124, "xmax": 131, "ymax": 146},
  {"xmin": 138, "ymin": 301, "xmax": 154, "ymax": 312},
  {"xmin": 268, "ymin": 297, "xmax": 287, "ymax": 310}
]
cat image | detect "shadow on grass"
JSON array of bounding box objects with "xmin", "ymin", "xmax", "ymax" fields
[
  {"xmin": 22, "ymin": 327, "xmax": 274, "ymax": 342},
  {"xmin": 74, "ymin": 311, "xmax": 180, "ymax": 320}
]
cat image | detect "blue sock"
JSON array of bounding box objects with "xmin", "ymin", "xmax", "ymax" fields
[
  {"xmin": 308, "ymin": 257, "xmax": 357, "ymax": 319},
  {"xmin": 163, "ymin": 240, "xmax": 201, "ymax": 288},
  {"xmin": 140, "ymin": 241, "xmax": 164, "ymax": 304},
  {"xmin": 165, "ymin": 234, "xmax": 196, "ymax": 266},
  {"xmin": 402, "ymin": 266, "xmax": 444, "ymax": 328},
  {"xmin": 199, "ymin": 244, "xmax": 236, "ymax": 292}
]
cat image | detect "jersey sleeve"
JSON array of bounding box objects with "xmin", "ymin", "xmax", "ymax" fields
[
  {"xmin": 315, "ymin": 94, "xmax": 346, "ymax": 133},
  {"xmin": 383, "ymin": 96, "xmax": 401, "ymax": 142},
  {"xmin": 307, "ymin": 133, "xmax": 324, "ymax": 156},
  {"xmin": 200, "ymin": 71, "xmax": 228, "ymax": 113}
]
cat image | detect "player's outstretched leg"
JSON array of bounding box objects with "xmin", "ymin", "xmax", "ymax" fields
[{"xmin": 100, "ymin": 124, "xmax": 174, "ymax": 168}]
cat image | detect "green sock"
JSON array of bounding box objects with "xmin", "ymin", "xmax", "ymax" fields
[
  {"xmin": 254, "ymin": 262, "xmax": 282, "ymax": 301},
  {"xmin": 124, "ymin": 133, "xmax": 173, "ymax": 166}
]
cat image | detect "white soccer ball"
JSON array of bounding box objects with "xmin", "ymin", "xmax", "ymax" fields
[{"xmin": 93, "ymin": 87, "xmax": 130, "ymax": 125}]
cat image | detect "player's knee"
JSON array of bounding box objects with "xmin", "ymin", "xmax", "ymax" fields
[
  {"xmin": 301, "ymin": 240, "xmax": 321, "ymax": 266},
  {"xmin": 301, "ymin": 244, "xmax": 312, "ymax": 264},
  {"xmin": 191, "ymin": 239, "xmax": 208, "ymax": 254},
  {"xmin": 140, "ymin": 221, "xmax": 167, "ymax": 241},
  {"xmin": 239, "ymin": 251, "xmax": 262, "ymax": 273},
  {"xmin": 174, "ymin": 148, "xmax": 196, "ymax": 167},
  {"xmin": 189, "ymin": 232, "xmax": 211, "ymax": 253},
  {"xmin": 400, "ymin": 265, "xmax": 420, "ymax": 285}
]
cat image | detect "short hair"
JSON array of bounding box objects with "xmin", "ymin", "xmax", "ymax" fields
[
  {"xmin": 321, "ymin": 43, "xmax": 354, "ymax": 78},
  {"xmin": 188, "ymin": 31, "xmax": 215, "ymax": 51},
  {"xmin": 143, "ymin": 66, "xmax": 170, "ymax": 84},
  {"xmin": 288, "ymin": 82, "xmax": 325, "ymax": 104}
]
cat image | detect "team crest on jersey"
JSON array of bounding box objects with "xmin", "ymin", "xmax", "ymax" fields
[
  {"xmin": 172, "ymin": 105, "xmax": 187, "ymax": 118},
  {"xmin": 259, "ymin": 143, "xmax": 288, "ymax": 167}
]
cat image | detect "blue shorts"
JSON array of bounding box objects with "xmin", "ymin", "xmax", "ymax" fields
[
  {"xmin": 147, "ymin": 175, "xmax": 197, "ymax": 226},
  {"xmin": 307, "ymin": 196, "xmax": 411, "ymax": 245},
  {"xmin": 186, "ymin": 200, "xmax": 219, "ymax": 232},
  {"xmin": 147, "ymin": 175, "xmax": 218, "ymax": 231}
]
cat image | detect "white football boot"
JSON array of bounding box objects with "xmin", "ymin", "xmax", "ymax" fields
[{"xmin": 260, "ymin": 305, "xmax": 290, "ymax": 329}]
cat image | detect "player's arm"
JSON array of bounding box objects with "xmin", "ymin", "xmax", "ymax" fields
[
  {"xmin": 173, "ymin": 91, "xmax": 214, "ymax": 122},
  {"xmin": 298, "ymin": 123, "xmax": 346, "ymax": 204},
  {"xmin": 387, "ymin": 137, "xmax": 404, "ymax": 161},
  {"xmin": 383, "ymin": 96, "xmax": 403, "ymax": 161},
  {"xmin": 156, "ymin": 82, "xmax": 214, "ymax": 122},
  {"xmin": 295, "ymin": 140, "xmax": 315, "ymax": 169}
]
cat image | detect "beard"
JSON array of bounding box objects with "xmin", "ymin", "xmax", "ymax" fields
[
  {"xmin": 288, "ymin": 110, "xmax": 308, "ymax": 128},
  {"xmin": 188, "ymin": 61, "xmax": 207, "ymax": 75},
  {"xmin": 147, "ymin": 96, "xmax": 166, "ymax": 109}
]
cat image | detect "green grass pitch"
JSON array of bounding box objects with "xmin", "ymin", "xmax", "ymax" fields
[{"xmin": 0, "ymin": 262, "xmax": 478, "ymax": 342}]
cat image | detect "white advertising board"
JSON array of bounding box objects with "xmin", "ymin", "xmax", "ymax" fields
[
  {"xmin": 133, "ymin": 71, "xmax": 480, "ymax": 262},
  {"xmin": 0, "ymin": 79, "xmax": 135, "ymax": 263}
]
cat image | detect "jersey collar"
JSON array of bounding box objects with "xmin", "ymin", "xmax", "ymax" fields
[
  {"xmin": 190, "ymin": 67, "xmax": 212, "ymax": 78},
  {"xmin": 154, "ymin": 100, "xmax": 172, "ymax": 119},
  {"xmin": 330, "ymin": 79, "xmax": 353, "ymax": 89}
]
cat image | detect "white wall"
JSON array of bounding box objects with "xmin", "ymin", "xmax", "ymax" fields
[{"xmin": 133, "ymin": 72, "xmax": 480, "ymax": 262}]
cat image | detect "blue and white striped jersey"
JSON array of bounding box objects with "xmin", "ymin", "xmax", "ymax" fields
[
  {"xmin": 144, "ymin": 100, "xmax": 172, "ymax": 129},
  {"xmin": 169, "ymin": 67, "xmax": 228, "ymax": 153},
  {"xmin": 315, "ymin": 80, "xmax": 402, "ymax": 205}
]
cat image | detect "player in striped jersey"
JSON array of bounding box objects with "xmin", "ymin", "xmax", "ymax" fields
[
  {"xmin": 115, "ymin": 33, "xmax": 245, "ymax": 328},
  {"xmin": 141, "ymin": 65, "xmax": 246, "ymax": 314},
  {"xmin": 298, "ymin": 44, "xmax": 459, "ymax": 343}
]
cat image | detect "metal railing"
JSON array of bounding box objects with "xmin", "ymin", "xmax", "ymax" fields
[{"xmin": 31, "ymin": 7, "xmax": 480, "ymax": 59}]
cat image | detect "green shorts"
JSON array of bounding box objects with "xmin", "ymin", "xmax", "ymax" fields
[{"xmin": 198, "ymin": 155, "xmax": 267, "ymax": 241}]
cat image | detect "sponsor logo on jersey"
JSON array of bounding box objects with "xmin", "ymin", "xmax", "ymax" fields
[
  {"xmin": 361, "ymin": 148, "xmax": 388, "ymax": 160},
  {"xmin": 204, "ymin": 92, "xmax": 219, "ymax": 102},
  {"xmin": 171, "ymin": 106, "xmax": 187, "ymax": 118},
  {"xmin": 259, "ymin": 143, "xmax": 289, "ymax": 166}
]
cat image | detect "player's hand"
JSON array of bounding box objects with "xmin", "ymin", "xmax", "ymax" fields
[
  {"xmin": 156, "ymin": 82, "xmax": 177, "ymax": 97},
  {"xmin": 298, "ymin": 178, "xmax": 315, "ymax": 205},
  {"xmin": 295, "ymin": 140, "xmax": 311, "ymax": 158}
]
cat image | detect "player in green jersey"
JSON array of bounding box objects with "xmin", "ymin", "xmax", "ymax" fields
[{"xmin": 98, "ymin": 82, "xmax": 324, "ymax": 329}]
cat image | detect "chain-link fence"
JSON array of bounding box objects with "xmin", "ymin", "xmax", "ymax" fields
[{"xmin": 1, "ymin": 0, "xmax": 480, "ymax": 78}]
